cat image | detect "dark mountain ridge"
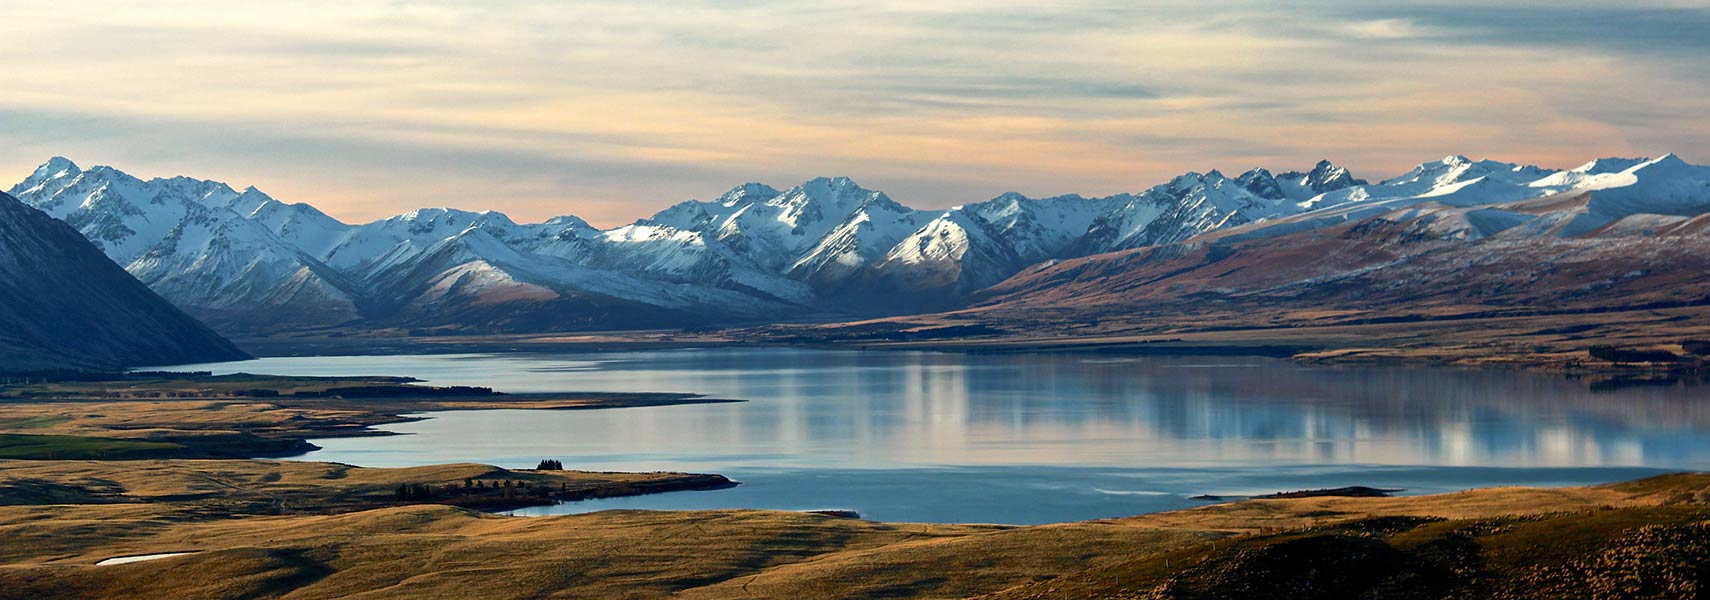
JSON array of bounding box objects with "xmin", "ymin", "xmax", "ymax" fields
[{"xmin": 0, "ymin": 191, "xmax": 249, "ymax": 374}]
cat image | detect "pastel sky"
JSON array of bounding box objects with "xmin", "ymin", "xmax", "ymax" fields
[{"xmin": 3, "ymin": 1, "xmax": 1706, "ymax": 226}]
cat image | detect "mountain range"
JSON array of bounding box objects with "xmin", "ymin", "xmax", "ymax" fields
[
  {"xmin": 971, "ymin": 154, "xmax": 1710, "ymax": 341},
  {"xmin": 8, "ymin": 154, "xmax": 1707, "ymax": 336},
  {"xmin": 0, "ymin": 190, "xmax": 248, "ymax": 373}
]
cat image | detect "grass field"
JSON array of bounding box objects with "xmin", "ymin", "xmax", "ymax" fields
[
  {"xmin": 0, "ymin": 434, "xmax": 184, "ymax": 460},
  {"xmin": 0, "ymin": 416, "xmax": 71, "ymax": 429},
  {"xmin": 0, "ymin": 463, "xmax": 1704, "ymax": 599}
]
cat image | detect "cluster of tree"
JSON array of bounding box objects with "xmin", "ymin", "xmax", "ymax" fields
[
  {"xmin": 536, "ymin": 459, "xmax": 564, "ymax": 470},
  {"xmin": 394, "ymin": 478, "xmax": 579, "ymax": 502},
  {"xmin": 57, "ymin": 390, "xmax": 234, "ymax": 399},
  {"xmin": 126, "ymin": 370, "xmax": 215, "ymax": 378},
  {"xmin": 1589, "ymin": 345, "xmax": 1681, "ymax": 363},
  {"xmin": 1684, "ymin": 340, "xmax": 1710, "ymax": 357},
  {"xmin": 294, "ymin": 385, "xmax": 501, "ymax": 399}
]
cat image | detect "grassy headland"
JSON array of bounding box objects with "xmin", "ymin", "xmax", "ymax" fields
[{"xmin": 0, "ymin": 372, "xmax": 738, "ymax": 459}]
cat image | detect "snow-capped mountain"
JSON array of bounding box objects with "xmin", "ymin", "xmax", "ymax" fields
[
  {"xmin": 7, "ymin": 159, "xmax": 362, "ymax": 331},
  {"xmin": 857, "ymin": 193, "xmax": 1114, "ymax": 302},
  {"xmin": 8, "ymin": 153, "xmax": 1706, "ymax": 335},
  {"xmin": 644, "ymin": 177, "xmax": 935, "ymax": 285},
  {"xmin": 1236, "ymin": 160, "xmax": 1368, "ymax": 202},
  {"xmin": 976, "ymin": 153, "xmax": 1710, "ymax": 325},
  {"xmin": 1214, "ymin": 153, "xmax": 1710, "ymax": 244}
]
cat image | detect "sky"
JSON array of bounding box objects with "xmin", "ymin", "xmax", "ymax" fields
[{"xmin": 2, "ymin": 1, "xmax": 1707, "ymax": 227}]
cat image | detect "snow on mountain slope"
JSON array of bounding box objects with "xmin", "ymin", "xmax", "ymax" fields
[
  {"xmin": 1523, "ymin": 154, "xmax": 1710, "ymax": 237},
  {"xmin": 644, "ymin": 177, "xmax": 932, "ymax": 279},
  {"xmin": 10, "ymin": 162, "xmax": 237, "ymax": 264},
  {"xmin": 1071, "ymin": 170, "xmax": 1304, "ymax": 254},
  {"xmin": 7, "ymin": 159, "xmax": 361, "ymax": 330},
  {"xmin": 1573, "ymin": 154, "xmax": 1710, "ymax": 216},
  {"xmin": 853, "ymin": 193, "xmax": 1117, "ymax": 303},
  {"xmin": 361, "ymin": 225, "xmax": 797, "ymax": 331},
  {"xmin": 971, "ymin": 153, "xmax": 1710, "ymax": 331},
  {"xmin": 590, "ymin": 223, "xmax": 814, "ymax": 304},
  {"xmin": 786, "ymin": 193, "xmax": 934, "ymax": 286},
  {"xmin": 1237, "ymin": 161, "xmax": 1368, "ymax": 203},
  {"xmin": 322, "ymin": 208, "xmax": 525, "ymax": 272},
  {"xmin": 861, "ymin": 208, "xmax": 1028, "ymax": 301},
  {"xmin": 646, "ymin": 183, "xmax": 782, "ymax": 231},
  {"xmin": 1210, "ymin": 156, "xmax": 1570, "ymax": 244},
  {"xmin": 1292, "ymin": 155, "xmax": 1701, "ymax": 242},
  {"xmin": 966, "ymin": 193, "xmax": 1115, "ymax": 262},
  {"xmin": 12, "ymin": 152, "xmax": 1705, "ymax": 334},
  {"xmin": 1292, "ymin": 156, "xmax": 1551, "ymax": 212},
  {"xmin": 213, "ymin": 186, "xmax": 355, "ymax": 259}
]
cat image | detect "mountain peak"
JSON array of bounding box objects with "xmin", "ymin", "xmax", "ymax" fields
[
  {"xmin": 37, "ymin": 156, "xmax": 80, "ymax": 176},
  {"xmin": 1570, "ymin": 157, "xmax": 1650, "ymax": 175},
  {"xmin": 800, "ymin": 176, "xmax": 869, "ymax": 193},
  {"xmin": 11, "ymin": 157, "xmax": 84, "ymax": 196},
  {"xmin": 1235, "ymin": 168, "xmax": 1285, "ymax": 200},
  {"xmin": 717, "ymin": 182, "xmax": 781, "ymax": 204},
  {"xmin": 1649, "ymin": 153, "xmax": 1687, "ymax": 168},
  {"xmin": 1296, "ymin": 159, "xmax": 1367, "ymax": 190}
]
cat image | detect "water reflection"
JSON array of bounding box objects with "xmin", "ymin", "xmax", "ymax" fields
[{"xmin": 171, "ymin": 349, "xmax": 1709, "ymax": 523}]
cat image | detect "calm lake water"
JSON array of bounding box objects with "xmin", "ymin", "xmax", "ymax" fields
[{"xmin": 171, "ymin": 348, "xmax": 1709, "ymax": 524}]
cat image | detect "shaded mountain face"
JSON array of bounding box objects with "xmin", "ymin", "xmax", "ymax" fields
[
  {"xmin": 8, "ymin": 160, "xmax": 362, "ymax": 332},
  {"xmin": 0, "ymin": 191, "xmax": 248, "ymax": 374},
  {"xmin": 8, "ymin": 154, "xmax": 1706, "ymax": 335}
]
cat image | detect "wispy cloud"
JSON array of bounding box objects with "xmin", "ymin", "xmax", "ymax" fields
[
  {"xmin": 0, "ymin": 1, "xmax": 1704, "ymax": 225},
  {"xmin": 1340, "ymin": 18, "xmax": 1431, "ymax": 39}
]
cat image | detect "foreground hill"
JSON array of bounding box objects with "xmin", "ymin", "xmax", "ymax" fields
[
  {"xmin": 0, "ymin": 461, "xmax": 1702, "ymax": 599},
  {"xmin": 0, "ymin": 191, "xmax": 247, "ymax": 373}
]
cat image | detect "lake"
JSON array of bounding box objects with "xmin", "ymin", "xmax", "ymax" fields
[{"xmin": 171, "ymin": 348, "xmax": 1710, "ymax": 524}]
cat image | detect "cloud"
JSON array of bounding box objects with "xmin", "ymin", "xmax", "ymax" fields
[
  {"xmin": 1375, "ymin": 4, "xmax": 1710, "ymax": 54},
  {"xmin": 0, "ymin": 1, "xmax": 1704, "ymax": 225},
  {"xmin": 1341, "ymin": 18, "xmax": 1430, "ymax": 39}
]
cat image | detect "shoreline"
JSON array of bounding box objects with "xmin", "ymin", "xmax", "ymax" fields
[
  {"xmin": 0, "ymin": 374, "xmax": 743, "ymax": 461},
  {"xmin": 0, "ymin": 470, "xmax": 1704, "ymax": 598},
  {"xmin": 212, "ymin": 303, "xmax": 1710, "ymax": 378},
  {"xmin": 231, "ymin": 329, "xmax": 1708, "ymax": 380}
]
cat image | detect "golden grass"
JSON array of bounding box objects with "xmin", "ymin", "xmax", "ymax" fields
[
  {"xmin": 0, "ymin": 465, "xmax": 1704, "ymax": 599},
  {"xmin": 0, "ymin": 458, "xmax": 724, "ymax": 520}
]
